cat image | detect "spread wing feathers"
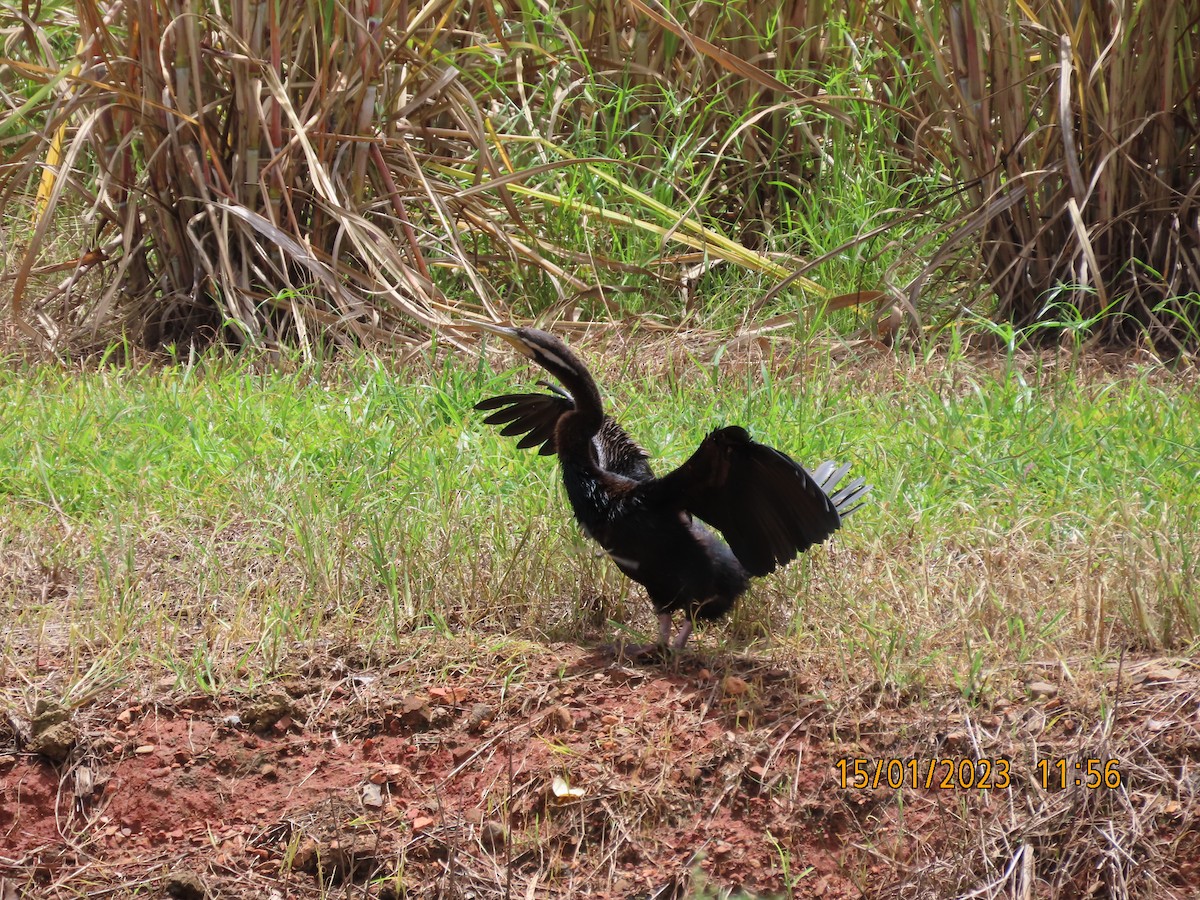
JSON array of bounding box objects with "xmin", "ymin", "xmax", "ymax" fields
[
  {"xmin": 649, "ymin": 426, "xmax": 857, "ymax": 577},
  {"xmin": 476, "ymin": 392, "xmax": 569, "ymax": 456},
  {"xmin": 475, "ymin": 391, "xmax": 654, "ymax": 480},
  {"xmin": 812, "ymin": 460, "xmax": 871, "ymax": 518}
]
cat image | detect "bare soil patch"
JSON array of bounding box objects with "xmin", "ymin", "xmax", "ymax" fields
[{"xmin": 2, "ymin": 644, "xmax": 1198, "ymax": 898}]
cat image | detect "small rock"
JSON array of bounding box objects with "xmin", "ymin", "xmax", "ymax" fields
[
  {"xmin": 942, "ymin": 730, "xmax": 970, "ymax": 751},
  {"xmin": 396, "ymin": 695, "xmax": 433, "ymax": 730},
  {"xmin": 538, "ymin": 706, "xmax": 573, "ymax": 733},
  {"xmin": 721, "ymin": 675, "xmax": 750, "ymax": 697},
  {"xmin": 429, "ymin": 685, "xmax": 469, "ymax": 705},
  {"xmin": 293, "ymin": 836, "xmax": 379, "ymax": 882},
  {"xmin": 292, "ymin": 838, "xmax": 320, "ymax": 873},
  {"xmin": 165, "ymin": 870, "xmax": 207, "ymax": 900},
  {"xmin": 32, "ymin": 699, "xmax": 70, "ymax": 728},
  {"xmin": 362, "ymin": 782, "xmax": 385, "ymax": 808},
  {"xmin": 480, "ymin": 820, "xmax": 507, "ymax": 852},
  {"xmin": 1136, "ymin": 665, "xmax": 1183, "ymax": 687},
  {"xmin": 29, "ymin": 721, "xmax": 79, "ymax": 763},
  {"xmin": 277, "ymin": 677, "xmax": 311, "ymax": 697},
  {"xmin": 31, "ymin": 705, "xmax": 72, "ymax": 739},
  {"xmin": 1025, "ymin": 680, "xmax": 1058, "ymax": 700},
  {"xmin": 370, "ymin": 764, "xmax": 406, "ymax": 785},
  {"xmin": 241, "ymin": 693, "xmax": 295, "ymax": 732},
  {"xmin": 466, "ymin": 703, "xmax": 493, "ymax": 733}
]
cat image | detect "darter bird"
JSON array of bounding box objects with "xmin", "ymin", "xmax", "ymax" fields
[{"xmin": 475, "ymin": 325, "xmax": 869, "ymax": 655}]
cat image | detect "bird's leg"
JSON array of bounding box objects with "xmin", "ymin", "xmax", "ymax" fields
[
  {"xmin": 616, "ymin": 613, "xmax": 691, "ymax": 662},
  {"xmin": 657, "ymin": 613, "xmax": 674, "ymax": 648},
  {"xmin": 615, "ymin": 613, "xmax": 673, "ymax": 661},
  {"xmin": 670, "ymin": 618, "xmax": 694, "ymax": 652}
]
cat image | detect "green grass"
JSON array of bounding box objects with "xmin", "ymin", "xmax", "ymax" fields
[
  {"xmin": 2, "ymin": 335, "xmax": 1197, "ymax": 703},
  {"xmin": 440, "ymin": 5, "xmax": 950, "ymax": 332}
]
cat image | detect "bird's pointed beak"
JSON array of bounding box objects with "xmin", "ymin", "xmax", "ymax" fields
[{"xmin": 474, "ymin": 322, "xmax": 536, "ymax": 359}]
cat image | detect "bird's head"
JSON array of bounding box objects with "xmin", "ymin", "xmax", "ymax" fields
[{"xmin": 475, "ymin": 323, "xmax": 581, "ymax": 384}]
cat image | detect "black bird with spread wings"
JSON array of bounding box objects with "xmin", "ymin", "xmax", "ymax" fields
[{"xmin": 475, "ymin": 325, "xmax": 869, "ymax": 654}]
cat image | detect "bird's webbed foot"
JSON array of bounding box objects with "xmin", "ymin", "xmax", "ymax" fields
[
  {"xmin": 617, "ymin": 614, "xmax": 694, "ymax": 662},
  {"xmin": 618, "ymin": 641, "xmax": 667, "ymax": 663}
]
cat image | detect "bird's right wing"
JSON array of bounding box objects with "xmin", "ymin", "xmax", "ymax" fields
[
  {"xmin": 645, "ymin": 426, "xmax": 869, "ymax": 577},
  {"xmin": 475, "ymin": 392, "xmax": 572, "ymax": 456}
]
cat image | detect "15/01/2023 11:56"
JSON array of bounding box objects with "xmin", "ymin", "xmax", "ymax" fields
[{"xmin": 835, "ymin": 757, "xmax": 1125, "ymax": 791}]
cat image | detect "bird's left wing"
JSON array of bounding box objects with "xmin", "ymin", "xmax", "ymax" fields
[
  {"xmin": 645, "ymin": 426, "xmax": 864, "ymax": 577},
  {"xmin": 475, "ymin": 392, "xmax": 572, "ymax": 456}
]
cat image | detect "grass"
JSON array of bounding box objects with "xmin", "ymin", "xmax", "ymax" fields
[
  {"xmin": 2, "ymin": 333, "xmax": 1196, "ymax": 703},
  {"xmin": 2, "ymin": 331, "xmax": 1199, "ymax": 898},
  {"xmin": 4, "ymin": 3, "xmax": 1198, "ymax": 894},
  {"xmin": 2, "ymin": 0, "xmax": 955, "ymax": 355}
]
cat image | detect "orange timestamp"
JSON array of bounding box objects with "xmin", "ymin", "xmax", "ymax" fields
[
  {"xmin": 836, "ymin": 757, "xmax": 1012, "ymax": 790},
  {"xmin": 1035, "ymin": 757, "xmax": 1123, "ymax": 790}
]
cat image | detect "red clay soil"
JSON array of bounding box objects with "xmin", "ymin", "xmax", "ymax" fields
[{"xmin": 2, "ymin": 645, "xmax": 1198, "ymax": 898}]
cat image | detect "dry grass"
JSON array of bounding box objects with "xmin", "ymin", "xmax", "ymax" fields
[
  {"xmin": 1, "ymin": 333, "xmax": 1198, "ymax": 896},
  {"xmin": 880, "ymin": 0, "xmax": 1200, "ymax": 351},
  {"xmin": 3, "ymin": 0, "xmax": 525, "ymax": 351},
  {"xmin": 5, "ymin": 2, "xmax": 1199, "ymax": 357},
  {"xmin": 3, "ymin": 0, "xmax": 904, "ymax": 356},
  {"xmin": 2, "ymin": 637, "xmax": 1197, "ymax": 898}
]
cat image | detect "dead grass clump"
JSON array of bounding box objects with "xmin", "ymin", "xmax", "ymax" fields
[
  {"xmin": 0, "ymin": 1, "xmax": 574, "ymax": 354},
  {"xmin": 888, "ymin": 1, "xmax": 1200, "ymax": 353},
  {"xmin": 961, "ymin": 664, "xmax": 1198, "ymax": 898},
  {"xmin": 3, "ymin": 2, "xmax": 875, "ymax": 357}
]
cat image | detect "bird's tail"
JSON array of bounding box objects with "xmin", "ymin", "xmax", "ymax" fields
[{"xmin": 812, "ymin": 461, "xmax": 871, "ymax": 519}]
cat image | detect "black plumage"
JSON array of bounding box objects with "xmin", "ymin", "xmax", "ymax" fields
[{"xmin": 476, "ymin": 324, "xmax": 869, "ymax": 653}]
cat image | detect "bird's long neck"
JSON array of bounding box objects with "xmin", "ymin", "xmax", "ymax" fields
[{"xmin": 543, "ymin": 349, "xmax": 604, "ymax": 455}]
